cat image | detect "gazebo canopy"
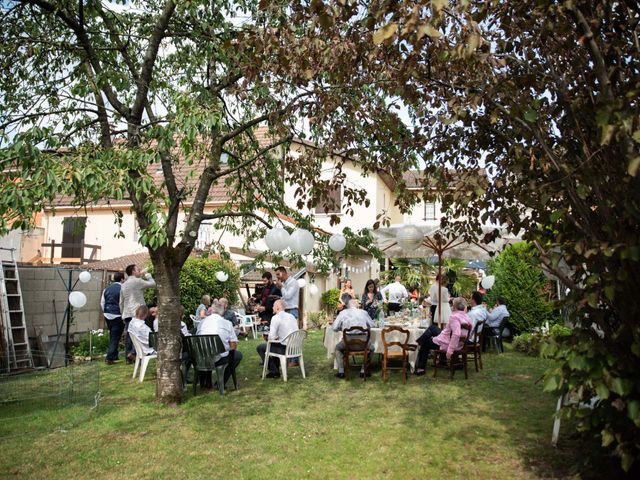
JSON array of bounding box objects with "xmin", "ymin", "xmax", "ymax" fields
[{"xmin": 370, "ymin": 224, "xmax": 519, "ymax": 260}]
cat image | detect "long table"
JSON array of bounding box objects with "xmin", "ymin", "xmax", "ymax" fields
[{"xmin": 323, "ymin": 325, "xmax": 426, "ymax": 372}]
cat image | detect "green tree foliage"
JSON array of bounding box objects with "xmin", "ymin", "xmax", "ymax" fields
[
  {"xmin": 0, "ymin": 1, "xmax": 417, "ymax": 403},
  {"xmin": 320, "ymin": 288, "xmax": 340, "ymax": 311},
  {"xmin": 486, "ymin": 243, "xmax": 557, "ymax": 334},
  {"xmin": 299, "ymin": 0, "xmax": 640, "ymax": 470}
]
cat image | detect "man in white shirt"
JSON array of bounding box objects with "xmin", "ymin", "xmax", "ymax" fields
[
  {"xmin": 487, "ymin": 296, "xmax": 510, "ymax": 330},
  {"xmin": 275, "ymin": 266, "xmax": 300, "ymax": 320},
  {"xmin": 196, "ymin": 301, "xmax": 243, "ymax": 389},
  {"xmin": 380, "ymin": 275, "xmax": 408, "ymax": 313},
  {"xmin": 467, "ymin": 291, "xmax": 488, "ymax": 343},
  {"xmin": 332, "ymin": 299, "xmax": 375, "ymax": 378},
  {"xmin": 127, "ymin": 305, "xmax": 155, "ymax": 356},
  {"xmin": 119, "ymin": 264, "xmax": 156, "ymax": 363},
  {"xmin": 257, "ymin": 299, "xmax": 298, "ymax": 379}
]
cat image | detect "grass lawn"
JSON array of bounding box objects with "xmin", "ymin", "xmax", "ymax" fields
[{"xmin": 0, "ymin": 330, "xmax": 578, "ymax": 479}]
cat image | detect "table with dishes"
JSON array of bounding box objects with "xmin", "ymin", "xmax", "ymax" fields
[{"xmin": 323, "ymin": 316, "xmax": 430, "ymax": 372}]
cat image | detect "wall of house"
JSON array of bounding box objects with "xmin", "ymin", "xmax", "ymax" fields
[
  {"xmin": 0, "ymin": 228, "xmax": 45, "ymax": 263},
  {"xmin": 402, "ymin": 198, "xmax": 444, "ymax": 226}
]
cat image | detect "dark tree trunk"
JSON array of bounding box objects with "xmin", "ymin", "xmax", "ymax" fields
[{"xmin": 152, "ymin": 249, "xmax": 184, "ymax": 404}]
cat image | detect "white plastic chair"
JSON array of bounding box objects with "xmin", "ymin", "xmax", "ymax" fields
[
  {"xmin": 261, "ymin": 329, "xmax": 307, "ymax": 382},
  {"xmin": 237, "ymin": 314, "xmax": 258, "ymax": 340},
  {"xmin": 129, "ymin": 333, "xmax": 157, "ymax": 382}
]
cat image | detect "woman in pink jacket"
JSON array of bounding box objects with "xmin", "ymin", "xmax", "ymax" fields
[{"xmin": 414, "ymin": 297, "xmax": 472, "ymax": 375}]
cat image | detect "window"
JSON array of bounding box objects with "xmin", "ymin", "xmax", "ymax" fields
[
  {"xmin": 314, "ymin": 184, "xmax": 342, "ymax": 214},
  {"xmin": 423, "ymin": 202, "xmax": 437, "ymax": 221}
]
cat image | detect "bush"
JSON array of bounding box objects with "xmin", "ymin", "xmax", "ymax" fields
[
  {"xmin": 513, "ymin": 324, "xmax": 574, "ymax": 356},
  {"xmin": 486, "ymin": 242, "xmax": 558, "ymax": 334},
  {"xmin": 70, "ymin": 329, "xmax": 109, "ymax": 357},
  {"xmin": 145, "ymin": 256, "xmax": 240, "ymax": 325},
  {"xmin": 321, "ymin": 288, "xmax": 340, "ymax": 311},
  {"xmin": 306, "ymin": 311, "xmax": 329, "ymax": 329}
]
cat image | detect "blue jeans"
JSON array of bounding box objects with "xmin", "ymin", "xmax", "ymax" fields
[
  {"xmin": 124, "ymin": 318, "xmax": 134, "ymax": 356},
  {"xmin": 105, "ymin": 317, "xmax": 125, "ymax": 361},
  {"xmin": 285, "ymin": 308, "xmax": 299, "ymax": 319}
]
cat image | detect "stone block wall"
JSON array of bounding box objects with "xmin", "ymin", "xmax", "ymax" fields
[{"xmin": 17, "ymin": 265, "xmax": 110, "ymax": 342}]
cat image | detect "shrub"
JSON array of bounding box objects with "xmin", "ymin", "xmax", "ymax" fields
[
  {"xmin": 321, "ymin": 288, "xmax": 340, "ymax": 311},
  {"xmin": 146, "ymin": 256, "xmax": 240, "ymax": 325},
  {"xmin": 70, "ymin": 329, "xmax": 109, "ymax": 357},
  {"xmin": 513, "ymin": 324, "xmax": 574, "ymax": 356},
  {"xmin": 486, "ymin": 242, "xmax": 558, "ymax": 334},
  {"xmin": 306, "ymin": 311, "xmax": 329, "ymax": 329}
]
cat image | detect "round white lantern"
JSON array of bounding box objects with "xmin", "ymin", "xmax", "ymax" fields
[
  {"xmin": 481, "ymin": 275, "xmax": 495, "ymax": 289},
  {"xmin": 78, "ymin": 270, "xmax": 91, "ymax": 283},
  {"xmin": 308, "ymin": 283, "xmax": 319, "ymax": 295},
  {"xmin": 297, "ymin": 278, "xmax": 307, "ymax": 288},
  {"xmin": 396, "ymin": 225, "xmax": 423, "ymax": 251},
  {"xmin": 289, "ymin": 228, "xmax": 315, "ymax": 255},
  {"xmin": 215, "ymin": 271, "xmax": 229, "ymax": 282},
  {"xmin": 328, "ymin": 233, "xmax": 347, "ymax": 252},
  {"xmin": 69, "ymin": 291, "xmax": 87, "ymax": 308},
  {"xmin": 265, "ymin": 227, "xmax": 290, "ymax": 252}
]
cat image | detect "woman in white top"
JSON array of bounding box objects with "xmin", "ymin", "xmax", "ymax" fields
[{"xmin": 428, "ymin": 274, "xmax": 451, "ymax": 327}]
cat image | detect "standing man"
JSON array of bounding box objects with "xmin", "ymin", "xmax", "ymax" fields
[
  {"xmin": 274, "ymin": 266, "xmax": 300, "ymax": 320},
  {"xmin": 381, "ymin": 275, "xmax": 409, "ymax": 313},
  {"xmin": 101, "ymin": 272, "xmax": 125, "ymax": 365},
  {"xmin": 257, "ymin": 300, "xmax": 298, "ymax": 378},
  {"xmin": 119, "ymin": 264, "xmax": 156, "ymax": 364},
  {"xmin": 255, "ymin": 272, "xmax": 281, "ymax": 326}
]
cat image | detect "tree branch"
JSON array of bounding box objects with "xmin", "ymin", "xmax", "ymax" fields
[
  {"xmin": 214, "ymin": 135, "xmax": 293, "ymax": 181},
  {"xmin": 200, "ymin": 211, "xmax": 272, "ymax": 228},
  {"xmin": 130, "ymin": 0, "xmax": 176, "ymax": 125}
]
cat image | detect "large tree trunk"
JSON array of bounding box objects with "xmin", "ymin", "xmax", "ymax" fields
[{"xmin": 152, "ymin": 250, "xmax": 184, "ymax": 404}]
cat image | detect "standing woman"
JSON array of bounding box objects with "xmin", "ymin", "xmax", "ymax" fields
[
  {"xmin": 428, "ymin": 274, "xmax": 451, "ymax": 328},
  {"xmin": 361, "ymin": 279, "xmax": 383, "ymax": 319},
  {"xmin": 338, "ymin": 278, "xmax": 356, "ymax": 309}
]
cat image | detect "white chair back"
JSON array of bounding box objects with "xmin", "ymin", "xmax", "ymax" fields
[
  {"xmin": 284, "ymin": 329, "xmax": 307, "ymax": 357},
  {"xmin": 129, "ymin": 332, "xmax": 145, "ymax": 357},
  {"xmin": 190, "ymin": 314, "xmax": 197, "ymax": 322}
]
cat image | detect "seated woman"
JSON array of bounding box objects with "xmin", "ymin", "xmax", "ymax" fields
[
  {"xmin": 195, "ymin": 295, "xmax": 211, "ymax": 320},
  {"xmin": 414, "ymin": 297, "xmax": 472, "ymax": 376},
  {"xmin": 128, "ymin": 304, "xmax": 156, "ymax": 356}
]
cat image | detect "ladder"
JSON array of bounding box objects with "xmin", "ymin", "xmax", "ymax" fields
[{"xmin": 0, "ymin": 247, "xmax": 34, "ymax": 372}]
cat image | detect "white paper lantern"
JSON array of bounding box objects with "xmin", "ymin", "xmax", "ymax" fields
[
  {"xmin": 396, "ymin": 225, "xmax": 423, "ymax": 251},
  {"xmin": 69, "ymin": 291, "xmax": 87, "ymax": 309},
  {"xmin": 297, "ymin": 278, "xmax": 307, "ymax": 288},
  {"xmin": 308, "ymin": 283, "xmax": 319, "ymax": 295},
  {"xmin": 78, "ymin": 270, "xmax": 91, "ymax": 283},
  {"xmin": 215, "ymin": 271, "xmax": 229, "ymax": 282},
  {"xmin": 481, "ymin": 275, "xmax": 495, "ymax": 289},
  {"xmin": 265, "ymin": 227, "xmax": 290, "ymax": 252},
  {"xmin": 328, "ymin": 233, "xmax": 347, "ymax": 252},
  {"xmin": 289, "ymin": 228, "xmax": 315, "ymax": 255}
]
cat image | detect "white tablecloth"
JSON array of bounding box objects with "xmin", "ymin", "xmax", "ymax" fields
[{"xmin": 323, "ymin": 326, "xmax": 426, "ymax": 371}]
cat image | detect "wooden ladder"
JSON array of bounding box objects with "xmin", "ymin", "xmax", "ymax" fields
[{"xmin": 0, "ymin": 247, "xmax": 34, "ymax": 372}]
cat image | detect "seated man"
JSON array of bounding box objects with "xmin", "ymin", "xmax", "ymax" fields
[
  {"xmin": 414, "ymin": 297, "xmax": 472, "ymax": 375},
  {"xmin": 332, "ymin": 299, "xmax": 375, "ymax": 379},
  {"xmin": 128, "ymin": 304, "xmax": 156, "ymax": 356},
  {"xmin": 467, "ymin": 291, "xmax": 488, "ymax": 343},
  {"xmin": 219, "ymin": 297, "xmax": 248, "ymax": 337},
  {"xmin": 257, "ymin": 299, "xmax": 298, "ymax": 379},
  {"xmin": 487, "ymin": 296, "xmax": 509, "ymax": 332},
  {"xmin": 196, "ymin": 300, "xmax": 243, "ymax": 389}
]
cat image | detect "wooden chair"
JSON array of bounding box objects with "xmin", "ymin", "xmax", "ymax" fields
[
  {"xmin": 466, "ymin": 321, "xmax": 485, "ymax": 371},
  {"xmin": 431, "ymin": 323, "xmax": 471, "ymax": 379},
  {"xmin": 381, "ymin": 326, "xmax": 417, "ymax": 384},
  {"xmin": 342, "ymin": 326, "xmax": 371, "ymax": 381}
]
